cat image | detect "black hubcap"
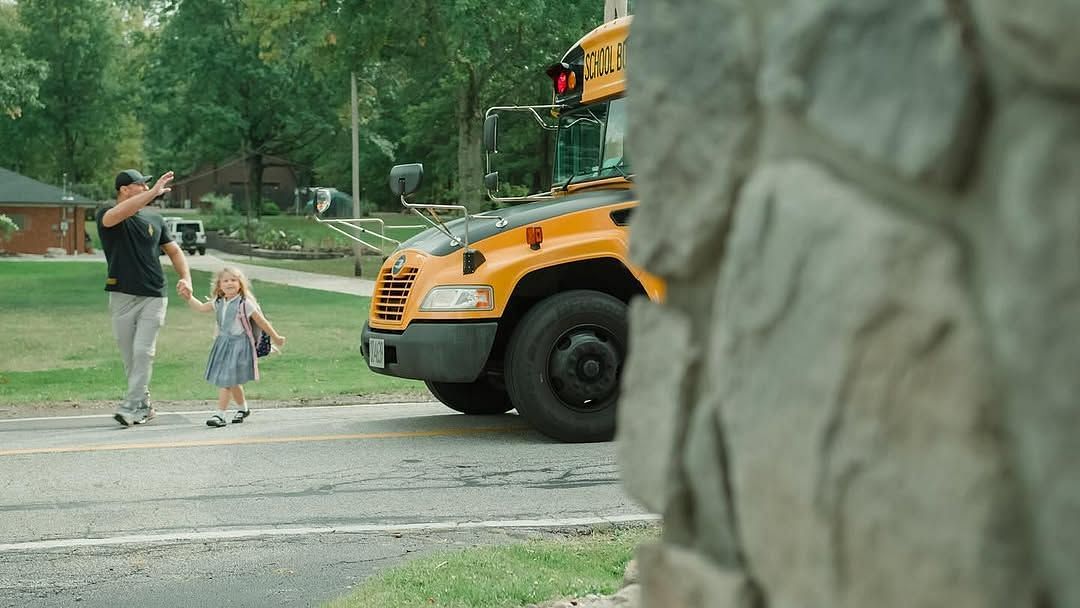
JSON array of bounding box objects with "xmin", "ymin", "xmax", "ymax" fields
[{"xmin": 547, "ymin": 327, "xmax": 620, "ymax": 410}]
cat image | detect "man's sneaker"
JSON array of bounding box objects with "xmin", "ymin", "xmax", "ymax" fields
[
  {"xmin": 133, "ymin": 407, "xmax": 157, "ymax": 425},
  {"xmin": 113, "ymin": 411, "xmax": 134, "ymax": 427},
  {"xmin": 206, "ymin": 414, "xmax": 227, "ymax": 428},
  {"xmin": 232, "ymin": 409, "xmax": 251, "ymax": 424}
]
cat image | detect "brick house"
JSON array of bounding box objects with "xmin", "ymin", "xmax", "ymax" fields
[{"xmin": 0, "ymin": 167, "xmax": 97, "ymax": 255}]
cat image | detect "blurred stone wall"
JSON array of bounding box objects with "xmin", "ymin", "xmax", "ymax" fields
[{"xmin": 618, "ymin": 1, "xmax": 1080, "ymax": 607}]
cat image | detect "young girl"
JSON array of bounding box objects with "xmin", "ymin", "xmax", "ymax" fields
[{"xmin": 183, "ymin": 267, "xmax": 285, "ymax": 427}]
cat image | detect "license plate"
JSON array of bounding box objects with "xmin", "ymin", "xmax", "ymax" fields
[{"xmin": 368, "ymin": 337, "xmax": 385, "ymax": 369}]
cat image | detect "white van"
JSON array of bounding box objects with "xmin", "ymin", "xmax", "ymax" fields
[{"xmin": 163, "ymin": 217, "xmax": 206, "ymax": 255}]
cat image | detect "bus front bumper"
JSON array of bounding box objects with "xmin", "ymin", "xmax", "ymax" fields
[{"xmin": 360, "ymin": 321, "xmax": 499, "ymax": 383}]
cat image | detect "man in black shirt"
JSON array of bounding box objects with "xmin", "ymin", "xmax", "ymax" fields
[{"xmin": 96, "ymin": 169, "xmax": 193, "ymax": 426}]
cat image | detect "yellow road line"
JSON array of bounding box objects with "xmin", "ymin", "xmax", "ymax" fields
[{"xmin": 0, "ymin": 426, "xmax": 530, "ymax": 457}]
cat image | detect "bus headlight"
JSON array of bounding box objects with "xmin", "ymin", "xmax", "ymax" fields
[{"xmin": 420, "ymin": 286, "xmax": 494, "ymax": 311}]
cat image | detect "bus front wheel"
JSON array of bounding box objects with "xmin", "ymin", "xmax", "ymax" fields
[
  {"xmin": 424, "ymin": 380, "xmax": 514, "ymax": 415},
  {"xmin": 505, "ymin": 290, "xmax": 627, "ymax": 443}
]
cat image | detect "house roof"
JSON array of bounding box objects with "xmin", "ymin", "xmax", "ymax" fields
[{"xmin": 0, "ymin": 167, "xmax": 96, "ymax": 206}]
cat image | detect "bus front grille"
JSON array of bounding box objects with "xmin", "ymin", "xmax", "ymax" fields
[{"xmin": 373, "ymin": 267, "xmax": 418, "ymax": 323}]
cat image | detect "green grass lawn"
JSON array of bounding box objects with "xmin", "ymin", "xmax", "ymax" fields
[
  {"xmin": 326, "ymin": 525, "xmax": 658, "ymax": 608},
  {"xmin": 0, "ymin": 261, "xmax": 422, "ymax": 405}
]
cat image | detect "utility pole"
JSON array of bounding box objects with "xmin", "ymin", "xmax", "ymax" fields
[
  {"xmin": 243, "ymin": 141, "xmax": 252, "ymax": 261},
  {"xmin": 604, "ymin": 0, "xmax": 627, "ymax": 21},
  {"xmin": 351, "ymin": 71, "xmax": 363, "ymax": 276}
]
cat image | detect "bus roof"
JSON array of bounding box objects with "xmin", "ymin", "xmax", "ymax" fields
[{"xmin": 554, "ymin": 16, "xmax": 631, "ymax": 105}]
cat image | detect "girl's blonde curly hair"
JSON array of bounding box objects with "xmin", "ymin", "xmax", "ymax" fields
[{"xmin": 210, "ymin": 266, "xmax": 257, "ymax": 304}]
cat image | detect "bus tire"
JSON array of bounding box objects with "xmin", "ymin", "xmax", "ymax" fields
[
  {"xmin": 424, "ymin": 380, "xmax": 514, "ymax": 415},
  {"xmin": 505, "ymin": 290, "xmax": 626, "ymax": 443}
]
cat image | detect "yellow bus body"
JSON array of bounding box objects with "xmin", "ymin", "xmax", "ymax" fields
[{"xmin": 360, "ymin": 16, "xmax": 660, "ymax": 442}]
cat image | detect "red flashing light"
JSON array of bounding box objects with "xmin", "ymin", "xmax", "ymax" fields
[
  {"xmin": 556, "ymin": 72, "xmax": 568, "ymax": 94},
  {"xmin": 547, "ymin": 62, "xmax": 579, "ymax": 97}
]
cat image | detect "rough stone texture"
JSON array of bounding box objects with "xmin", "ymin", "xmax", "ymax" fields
[
  {"xmin": 711, "ymin": 161, "xmax": 1030, "ymax": 608},
  {"xmin": 618, "ymin": 0, "xmax": 1079, "ymax": 607},
  {"xmin": 974, "ymin": 93, "xmax": 1080, "ymax": 608},
  {"xmin": 616, "ymin": 299, "xmax": 694, "ymax": 515},
  {"xmin": 759, "ymin": 0, "xmax": 982, "ymax": 185},
  {"xmin": 971, "ymin": 0, "xmax": 1080, "ymax": 93}
]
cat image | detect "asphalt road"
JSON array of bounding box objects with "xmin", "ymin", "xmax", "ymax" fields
[{"xmin": 0, "ymin": 403, "xmax": 653, "ymax": 607}]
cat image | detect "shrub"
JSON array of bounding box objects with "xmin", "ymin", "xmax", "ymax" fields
[
  {"xmin": 202, "ymin": 193, "xmax": 237, "ymax": 215},
  {"xmin": 260, "ymin": 201, "xmax": 282, "ymax": 216},
  {"xmin": 255, "ymin": 225, "xmax": 302, "ymax": 250},
  {"xmin": 205, "ymin": 214, "xmax": 240, "ymax": 234},
  {"xmin": 0, "ymin": 214, "xmax": 18, "ymax": 243}
]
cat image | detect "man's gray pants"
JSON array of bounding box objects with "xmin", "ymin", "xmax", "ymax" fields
[{"xmin": 109, "ymin": 293, "xmax": 168, "ymax": 413}]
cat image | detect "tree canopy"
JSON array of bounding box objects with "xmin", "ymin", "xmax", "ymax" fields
[
  {"xmin": 0, "ymin": 0, "xmax": 605, "ymax": 209},
  {"xmin": 0, "ymin": 4, "xmax": 48, "ymax": 120}
]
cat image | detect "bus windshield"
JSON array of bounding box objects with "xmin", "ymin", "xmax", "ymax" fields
[{"xmin": 553, "ymin": 97, "xmax": 630, "ymax": 186}]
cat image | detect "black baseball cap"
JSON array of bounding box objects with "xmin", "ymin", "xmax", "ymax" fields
[{"xmin": 115, "ymin": 169, "xmax": 151, "ymax": 191}]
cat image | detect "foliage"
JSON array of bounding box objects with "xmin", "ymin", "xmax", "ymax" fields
[
  {"xmin": 143, "ymin": 0, "xmax": 338, "ymax": 217},
  {"xmin": 202, "ymin": 192, "xmax": 238, "ymax": 215},
  {"xmin": 260, "ymin": 200, "xmax": 282, "ymax": 216},
  {"xmin": 0, "ymin": 0, "xmax": 614, "ymax": 214},
  {"xmin": 0, "ymin": 4, "xmax": 48, "ymax": 120},
  {"xmin": 254, "ymin": 225, "xmax": 302, "ymax": 250},
  {"xmin": 268, "ymin": 0, "xmax": 601, "ymax": 210},
  {"xmin": 206, "ymin": 216, "xmax": 242, "ymax": 238},
  {"xmin": 327, "ymin": 525, "xmax": 658, "ymax": 608},
  {"xmin": 0, "ymin": 214, "xmax": 19, "ymax": 243},
  {"xmin": 0, "ymin": 0, "xmax": 131, "ymax": 196}
]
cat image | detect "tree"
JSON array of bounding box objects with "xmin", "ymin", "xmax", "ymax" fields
[
  {"xmin": 0, "ymin": 4, "xmax": 48, "ymax": 120},
  {"xmin": 327, "ymin": 0, "xmax": 602, "ymax": 210},
  {"xmin": 8, "ymin": 0, "xmax": 127, "ymax": 195},
  {"xmin": 144, "ymin": 0, "xmax": 338, "ymax": 217}
]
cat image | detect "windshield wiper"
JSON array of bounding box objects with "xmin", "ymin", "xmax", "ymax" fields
[
  {"xmin": 560, "ymin": 160, "xmax": 632, "ymax": 191},
  {"xmin": 607, "ymin": 159, "xmax": 631, "ymax": 180},
  {"xmin": 559, "ymin": 171, "xmax": 583, "ymax": 191}
]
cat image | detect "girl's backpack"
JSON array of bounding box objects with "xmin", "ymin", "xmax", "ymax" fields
[
  {"xmin": 254, "ymin": 331, "xmax": 272, "ymax": 357},
  {"xmin": 239, "ymin": 298, "xmax": 273, "ymax": 358}
]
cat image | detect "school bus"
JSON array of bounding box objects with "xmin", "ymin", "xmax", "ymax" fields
[{"xmin": 318, "ymin": 16, "xmax": 660, "ymax": 442}]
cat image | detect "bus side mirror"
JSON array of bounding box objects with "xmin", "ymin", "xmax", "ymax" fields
[
  {"xmin": 484, "ymin": 172, "xmax": 499, "ymax": 192},
  {"xmin": 483, "ymin": 114, "xmax": 498, "ymax": 153},
  {"xmin": 314, "ymin": 188, "xmax": 333, "ymax": 215},
  {"xmin": 388, "ymin": 163, "xmax": 424, "ymax": 197}
]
